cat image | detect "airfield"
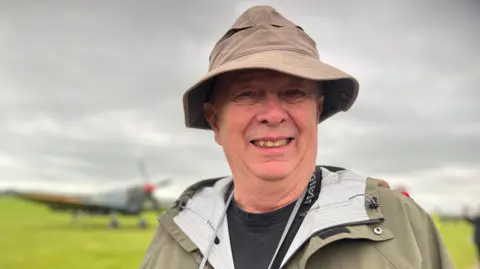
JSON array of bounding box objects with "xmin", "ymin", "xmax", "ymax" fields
[{"xmin": 1, "ymin": 196, "xmax": 477, "ymax": 269}]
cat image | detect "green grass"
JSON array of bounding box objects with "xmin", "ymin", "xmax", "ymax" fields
[
  {"xmin": 433, "ymin": 213, "xmax": 478, "ymax": 269},
  {"xmin": 0, "ymin": 197, "xmax": 477, "ymax": 269},
  {"xmin": 0, "ymin": 197, "xmax": 159, "ymax": 269}
]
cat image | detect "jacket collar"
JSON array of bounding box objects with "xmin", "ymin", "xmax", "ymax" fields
[{"xmin": 159, "ymin": 166, "xmax": 393, "ymax": 269}]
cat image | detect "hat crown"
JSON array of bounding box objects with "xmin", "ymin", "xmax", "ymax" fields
[
  {"xmin": 231, "ymin": 5, "xmax": 298, "ymax": 29},
  {"xmin": 208, "ymin": 5, "xmax": 318, "ymax": 71}
]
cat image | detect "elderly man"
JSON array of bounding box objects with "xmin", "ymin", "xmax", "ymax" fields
[{"xmin": 140, "ymin": 5, "xmax": 454, "ymax": 269}]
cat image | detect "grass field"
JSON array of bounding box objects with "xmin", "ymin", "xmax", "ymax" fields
[
  {"xmin": 433, "ymin": 214, "xmax": 477, "ymax": 269},
  {"xmin": 0, "ymin": 197, "xmax": 477, "ymax": 269}
]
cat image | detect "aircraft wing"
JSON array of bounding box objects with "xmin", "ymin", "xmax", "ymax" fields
[{"xmin": 10, "ymin": 191, "xmax": 114, "ymax": 212}]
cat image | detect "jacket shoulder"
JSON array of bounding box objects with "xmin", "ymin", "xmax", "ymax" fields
[
  {"xmin": 369, "ymin": 177, "xmax": 432, "ymax": 228},
  {"xmin": 139, "ymin": 210, "xmax": 200, "ymax": 269},
  {"xmin": 371, "ymin": 178, "xmax": 425, "ymax": 218},
  {"xmin": 368, "ymin": 178, "xmax": 455, "ymax": 268}
]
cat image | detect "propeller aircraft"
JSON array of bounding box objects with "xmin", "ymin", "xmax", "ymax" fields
[{"xmin": 8, "ymin": 159, "xmax": 174, "ymax": 229}]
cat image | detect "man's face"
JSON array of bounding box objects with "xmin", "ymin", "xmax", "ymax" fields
[{"xmin": 204, "ymin": 69, "xmax": 323, "ymax": 181}]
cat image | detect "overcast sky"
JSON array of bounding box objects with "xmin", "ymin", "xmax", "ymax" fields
[{"xmin": 1, "ymin": 0, "xmax": 479, "ymax": 214}]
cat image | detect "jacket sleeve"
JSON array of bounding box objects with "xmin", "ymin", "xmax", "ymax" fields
[{"xmin": 407, "ymin": 197, "xmax": 456, "ymax": 269}]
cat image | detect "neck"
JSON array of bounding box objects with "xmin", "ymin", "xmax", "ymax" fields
[{"xmin": 232, "ymin": 165, "xmax": 315, "ymax": 213}]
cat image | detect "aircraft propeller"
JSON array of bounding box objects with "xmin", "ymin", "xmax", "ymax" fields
[{"xmin": 135, "ymin": 158, "xmax": 171, "ymax": 212}]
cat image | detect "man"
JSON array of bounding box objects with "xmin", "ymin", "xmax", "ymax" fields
[
  {"xmin": 464, "ymin": 206, "xmax": 480, "ymax": 266},
  {"xmin": 140, "ymin": 5, "xmax": 454, "ymax": 269}
]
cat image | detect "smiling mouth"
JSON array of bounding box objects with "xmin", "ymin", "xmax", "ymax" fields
[{"xmin": 250, "ymin": 138, "xmax": 294, "ymax": 148}]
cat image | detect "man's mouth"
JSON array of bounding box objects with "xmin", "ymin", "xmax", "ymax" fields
[{"xmin": 250, "ymin": 138, "xmax": 294, "ymax": 148}]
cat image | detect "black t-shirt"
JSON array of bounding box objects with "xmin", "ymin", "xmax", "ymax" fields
[{"xmin": 226, "ymin": 168, "xmax": 322, "ymax": 269}]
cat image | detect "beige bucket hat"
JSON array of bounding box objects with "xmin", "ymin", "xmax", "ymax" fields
[{"xmin": 182, "ymin": 5, "xmax": 359, "ymax": 130}]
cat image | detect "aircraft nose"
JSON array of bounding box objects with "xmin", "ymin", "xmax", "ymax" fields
[{"xmin": 144, "ymin": 183, "xmax": 155, "ymax": 193}]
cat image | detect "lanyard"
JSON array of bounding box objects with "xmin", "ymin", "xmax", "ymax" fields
[{"xmin": 267, "ymin": 186, "xmax": 307, "ymax": 269}]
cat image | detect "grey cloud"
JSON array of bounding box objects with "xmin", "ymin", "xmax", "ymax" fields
[
  {"xmin": 318, "ymin": 120, "xmax": 479, "ymax": 175},
  {"xmin": 2, "ymin": 0, "xmax": 237, "ymax": 121},
  {"xmin": 1, "ymin": 1, "xmax": 479, "ymax": 211},
  {"xmin": 1, "ymin": 124, "xmax": 227, "ymax": 181}
]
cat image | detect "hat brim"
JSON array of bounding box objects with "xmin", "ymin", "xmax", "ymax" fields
[{"xmin": 183, "ymin": 50, "xmax": 359, "ymax": 130}]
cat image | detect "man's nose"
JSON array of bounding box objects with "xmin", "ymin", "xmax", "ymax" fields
[{"xmin": 256, "ymin": 95, "xmax": 287, "ymax": 125}]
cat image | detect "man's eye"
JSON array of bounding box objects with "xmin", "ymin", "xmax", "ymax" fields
[
  {"xmin": 232, "ymin": 91, "xmax": 258, "ymax": 103},
  {"xmin": 283, "ymin": 89, "xmax": 308, "ymax": 102},
  {"xmin": 234, "ymin": 91, "xmax": 257, "ymax": 100},
  {"xmin": 238, "ymin": 91, "xmax": 255, "ymax": 97}
]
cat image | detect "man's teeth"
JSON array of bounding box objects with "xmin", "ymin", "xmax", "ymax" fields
[{"xmin": 253, "ymin": 139, "xmax": 290, "ymax": 148}]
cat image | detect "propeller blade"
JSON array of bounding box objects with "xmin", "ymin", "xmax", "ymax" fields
[
  {"xmin": 155, "ymin": 178, "xmax": 172, "ymax": 188},
  {"xmin": 136, "ymin": 158, "xmax": 150, "ymax": 183}
]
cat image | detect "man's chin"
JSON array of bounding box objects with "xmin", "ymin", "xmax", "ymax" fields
[{"xmin": 250, "ymin": 163, "xmax": 293, "ymax": 182}]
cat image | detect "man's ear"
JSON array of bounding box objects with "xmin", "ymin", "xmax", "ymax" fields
[
  {"xmin": 204, "ymin": 102, "xmax": 218, "ymax": 130},
  {"xmin": 316, "ymin": 96, "xmax": 324, "ymax": 122},
  {"xmin": 204, "ymin": 102, "xmax": 222, "ymax": 145}
]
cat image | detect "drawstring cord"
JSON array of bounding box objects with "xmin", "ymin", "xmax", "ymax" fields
[
  {"xmin": 198, "ymin": 189, "xmax": 235, "ymax": 269},
  {"xmin": 349, "ymin": 193, "xmax": 379, "ymax": 209}
]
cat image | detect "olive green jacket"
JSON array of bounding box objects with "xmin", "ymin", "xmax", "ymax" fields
[{"xmin": 139, "ymin": 166, "xmax": 454, "ymax": 269}]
